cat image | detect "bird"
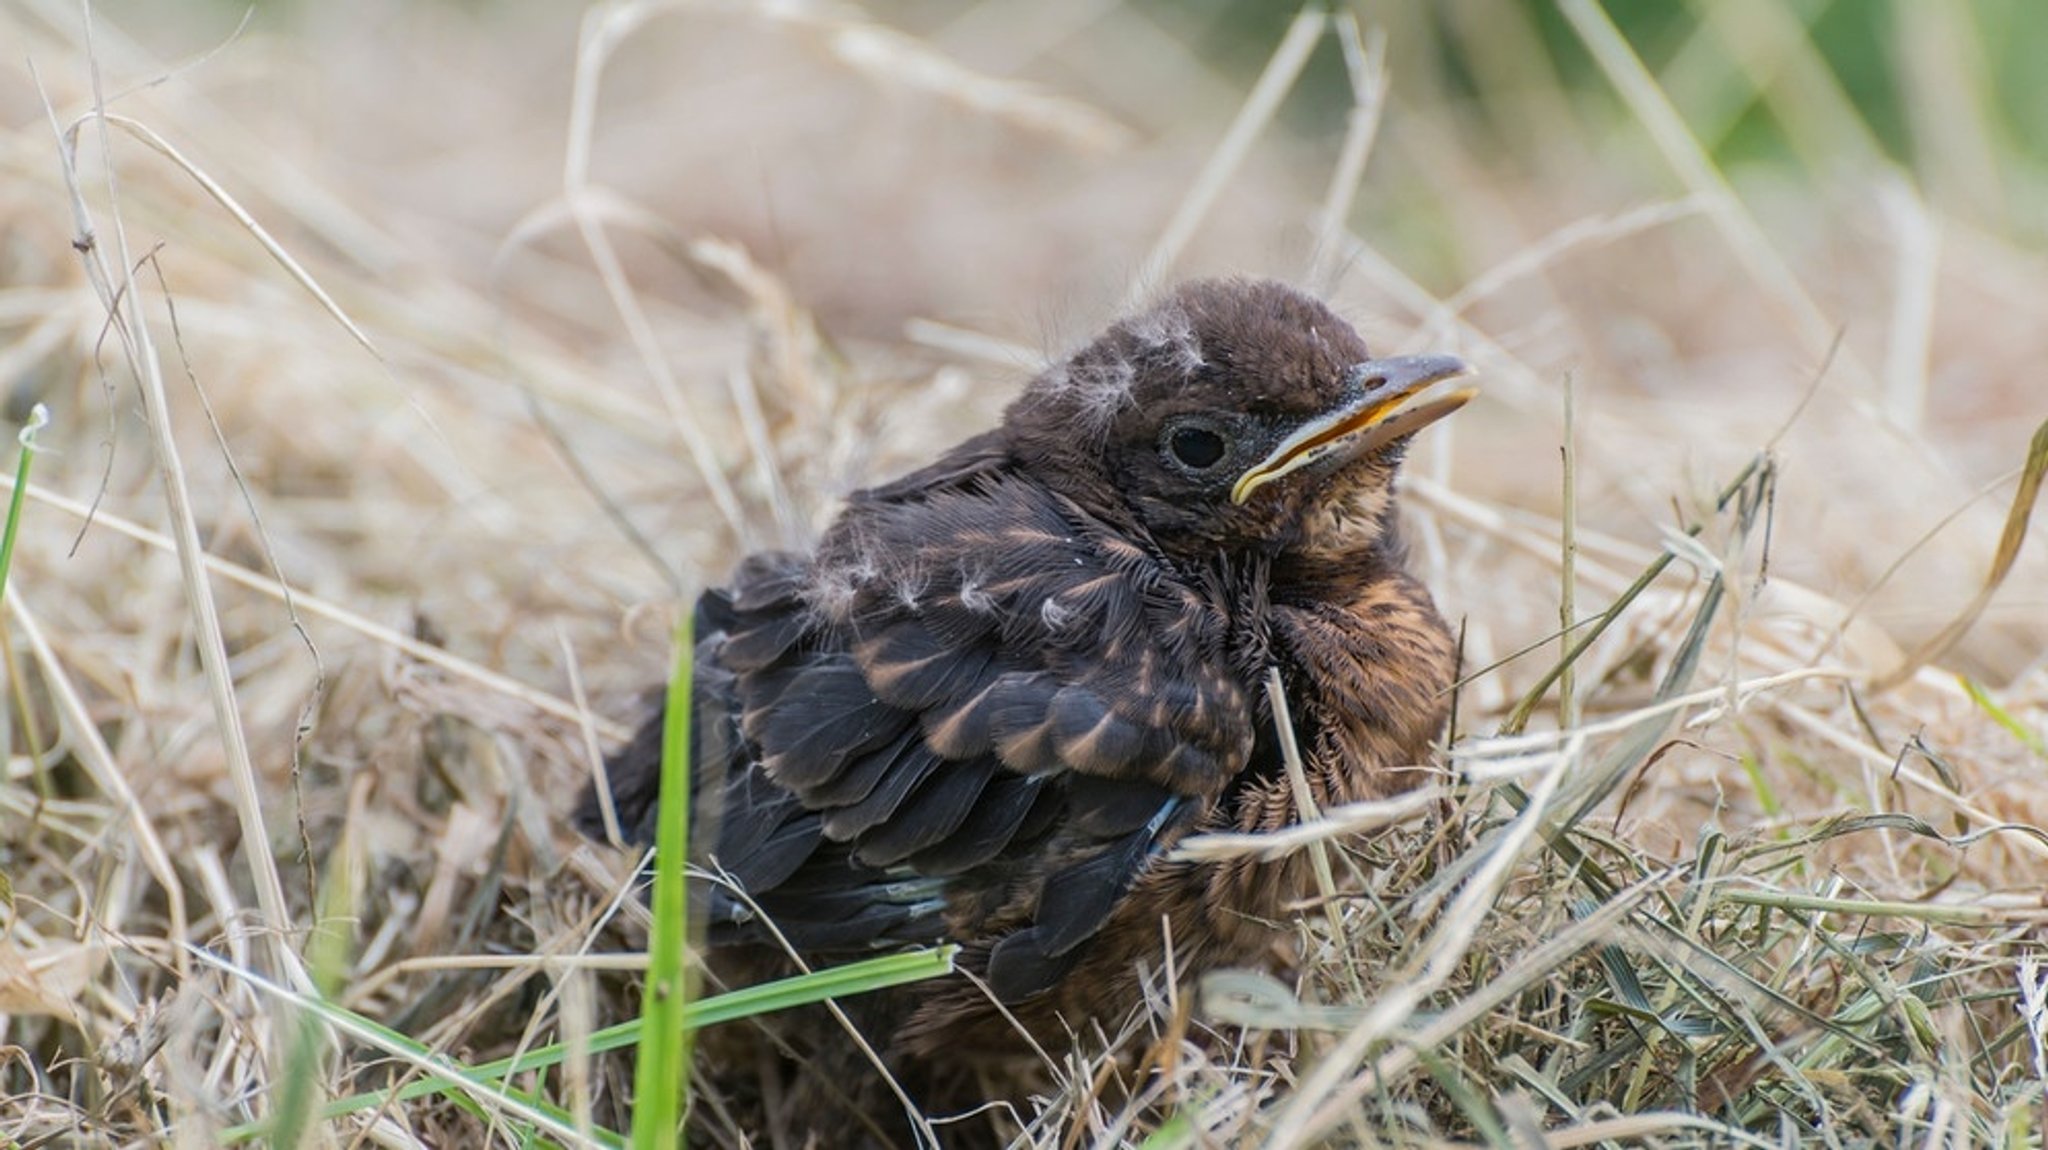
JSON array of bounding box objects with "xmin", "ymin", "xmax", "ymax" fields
[{"xmin": 577, "ymin": 276, "xmax": 1471, "ymax": 1140}]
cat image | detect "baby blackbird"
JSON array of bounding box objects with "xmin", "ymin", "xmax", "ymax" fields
[{"xmin": 579, "ymin": 277, "xmax": 1471, "ymax": 1134}]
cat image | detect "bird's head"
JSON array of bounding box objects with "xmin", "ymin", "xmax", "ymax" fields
[{"xmin": 1006, "ymin": 278, "xmax": 1474, "ymax": 563}]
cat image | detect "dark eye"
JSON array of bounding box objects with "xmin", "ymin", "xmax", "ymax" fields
[{"xmin": 1165, "ymin": 424, "xmax": 1229, "ymax": 471}]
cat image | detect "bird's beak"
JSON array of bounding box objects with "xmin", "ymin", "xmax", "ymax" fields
[{"xmin": 1230, "ymin": 354, "xmax": 1476, "ymax": 506}]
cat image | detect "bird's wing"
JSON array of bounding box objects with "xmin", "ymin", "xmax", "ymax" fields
[
  {"xmin": 708, "ymin": 460, "xmax": 1254, "ymax": 996},
  {"xmin": 841, "ymin": 476, "xmax": 1250, "ymax": 795}
]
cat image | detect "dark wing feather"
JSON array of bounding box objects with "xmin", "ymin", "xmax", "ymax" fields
[
  {"xmin": 1032, "ymin": 797, "xmax": 1184, "ymax": 957},
  {"xmin": 707, "ymin": 845, "xmax": 949, "ymax": 951},
  {"xmin": 827, "ymin": 474, "xmax": 1254, "ymax": 794},
  {"xmin": 572, "ymin": 595, "xmax": 745, "ymax": 849},
  {"xmin": 719, "ymin": 610, "xmax": 809, "ymax": 671},
  {"xmin": 849, "ymin": 429, "xmax": 1011, "ymax": 504},
  {"xmin": 582, "ymin": 444, "xmax": 1257, "ymax": 1000},
  {"xmin": 906, "ymin": 774, "xmax": 1046, "ymax": 875},
  {"xmin": 849, "ymin": 757, "xmax": 999, "ymax": 867},
  {"xmin": 707, "ymin": 769, "xmax": 823, "ymax": 892},
  {"xmin": 984, "ymin": 931, "xmax": 1082, "ymax": 1001},
  {"xmin": 743, "ymin": 655, "xmax": 908, "ymax": 790},
  {"xmin": 818, "ymin": 740, "xmax": 946, "ymax": 840},
  {"xmin": 718, "ymin": 552, "xmax": 811, "ymax": 670},
  {"xmin": 1063, "ymin": 774, "xmax": 1181, "ymax": 838},
  {"xmin": 983, "ymin": 798, "xmax": 1184, "ymax": 1000},
  {"xmin": 801, "ymin": 726, "xmax": 915, "ymax": 808},
  {"xmin": 855, "ymin": 620, "xmax": 996, "ymax": 712}
]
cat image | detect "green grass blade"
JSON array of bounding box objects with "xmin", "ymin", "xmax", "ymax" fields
[
  {"xmin": 1959, "ymin": 676, "xmax": 2047, "ymax": 758},
  {"xmin": 265, "ymin": 845, "xmax": 357, "ymax": 1149},
  {"xmin": 1500, "ymin": 453, "xmax": 1766, "ymax": 735},
  {"xmin": 679, "ymin": 946, "xmax": 957, "ymax": 1025},
  {"xmin": 217, "ymin": 946, "xmax": 956, "ymax": 1143},
  {"xmin": 1137, "ymin": 1110, "xmax": 1197, "ymax": 1149},
  {"xmin": 1, "ymin": 405, "xmax": 53, "ymax": 810},
  {"xmin": 193, "ymin": 950, "xmax": 600, "ymax": 1146},
  {"xmin": 632, "ymin": 614, "xmax": 696, "ymax": 1150},
  {"xmin": 0, "ymin": 404, "xmax": 49, "ymax": 598}
]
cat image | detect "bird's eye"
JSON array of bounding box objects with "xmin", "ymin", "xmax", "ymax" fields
[{"xmin": 1164, "ymin": 424, "xmax": 1229, "ymax": 471}]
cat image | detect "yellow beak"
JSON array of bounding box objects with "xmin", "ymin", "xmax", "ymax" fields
[{"xmin": 1230, "ymin": 354, "xmax": 1476, "ymax": 506}]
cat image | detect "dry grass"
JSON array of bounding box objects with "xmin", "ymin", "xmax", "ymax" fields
[{"xmin": 2, "ymin": 0, "xmax": 2046, "ymax": 1146}]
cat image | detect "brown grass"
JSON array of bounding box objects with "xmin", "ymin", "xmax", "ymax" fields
[{"xmin": 1, "ymin": 1, "xmax": 2045, "ymax": 1146}]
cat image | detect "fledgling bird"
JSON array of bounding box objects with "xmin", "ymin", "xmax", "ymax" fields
[{"xmin": 579, "ymin": 277, "xmax": 1471, "ymax": 1136}]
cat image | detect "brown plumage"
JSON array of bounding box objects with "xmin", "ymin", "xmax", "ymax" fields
[{"xmin": 578, "ymin": 277, "xmax": 1472, "ymax": 1142}]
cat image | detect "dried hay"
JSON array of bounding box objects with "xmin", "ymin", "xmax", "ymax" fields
[{"xmin": 0, "ymin": 1, "xmax": 2043, "ymax": 1146}]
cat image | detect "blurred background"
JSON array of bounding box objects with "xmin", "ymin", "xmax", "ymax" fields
[{"xmin": 6, "ymin": 0, "xmax": 2041, "ymax": 691}]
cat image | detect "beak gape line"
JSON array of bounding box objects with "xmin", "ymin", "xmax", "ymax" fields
[{"xmin": 1230, "ymin": 354, "xmax": 1476, "ymax": 505}]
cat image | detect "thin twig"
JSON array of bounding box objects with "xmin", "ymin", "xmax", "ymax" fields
[
  {"xmin": 42, "ymin": 28, "xmax": 307, "ymax": 993},
  {"xmin": 1306, "ymin": 17, "xmax": 1387, "ymax": 292},
  {"xmin": 0, "ymin": 475, "xmax": 626, "ymax": 739},
  {"xmin": 1122, "ymin": 5, "xmax": 1326, "ymax": 310}
]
